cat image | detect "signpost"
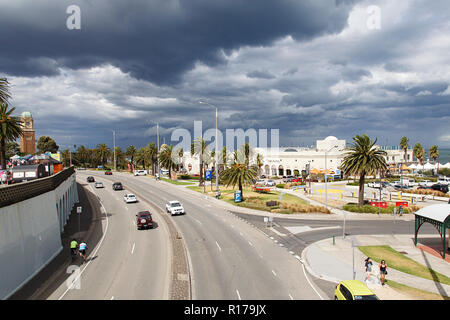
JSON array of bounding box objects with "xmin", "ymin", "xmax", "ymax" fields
[
  {"xmin": 205, "ymin": 170, "xmax": 212, "ymax": 181},
  {"xmin": 77, "ymin": 206, "xmax": 82, "ymax": 235},
  {"xmin": 234, "ymin": 190, "xmax": 242, "ymax": 203}
]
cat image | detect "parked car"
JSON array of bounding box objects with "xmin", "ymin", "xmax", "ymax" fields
[
  {"xmin": 160, "ymin": 169, "xmax": 169, "ymax": 176},
  {"xmin": 77, "ymin": 167, "xmax": 86, "ymax": 170},
  {"xmin": 94, "ymin": 182, "xmax": 103, "ymax": 188},
  {"xmin": 418, "ymin": 180, "xmax": 434, "ymax": 187},
  {"xmin": 255, "ymin": 179, "xmax": 266, "ymax": 186},
  {"xmin": 136, "ymin": 211, "xmax": 153, "ymax": 230},
  {"xmin": 165, "ymin": 200, "xmax": 185, "ymax": 215},
  {"xmin": 105, "ymin": 170, "xmax": 112, "ymax": 175},
  {"xmin": 260, "ymin": 175, "xmax": 266, "ymax": 179},
  {"xmin": 334, "ymin": 280, "xmax": 379, "ymax": 300},
  {"xmin": 112, "ymin": 182, "xmax": 123, "ymax": 190},
  {"xmin": 87, "ymin": 176, "xmax": 95, "ymax": 183},
  {"xmin": 134, "ymin": 170, "xmax": 147, "ymax": 176},
  {"xmin": 368, "ymin": 181, "xmax": 390, "ymax": 188},
  {"xmin": 417, "ymin": 185, "xmax": 433, "ymax": 190},
  {"xmin": 437, "ymin": 177, "xmax": 450, "ymax": 185},
  {"xmin": 124, "ymin": 193, "xmax": 138, "ymax": 203},
  {"xmin": 291, "ymin": 177, "xmax": 304, "ymax": 183},
  {"xmin": 266, "ymin": 179, "xmax": 276, "ymax": 187},
  {"xmin": 431, "ymin": 184, "xmax": 449, "ymax": 193}
]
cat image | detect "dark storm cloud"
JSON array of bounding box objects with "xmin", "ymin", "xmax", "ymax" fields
[
  {"xmin": 246, "ymin": 70, "xmax": 276, "ymax": 80},
  {"xmin": 0, "ymin": 0, "xmax": 358, "ymax": 84}
]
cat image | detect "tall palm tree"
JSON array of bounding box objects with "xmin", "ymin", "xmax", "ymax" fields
[
  {"xmin": 0, "ymin": 78, "xmax": 11, "ymax": 105},
  {"xmin": 256, "ymin": 153, "xmax": 264, "ymax": 176},
  {"xmin": 0, "ymin": 103, "xmax": 23, "ymax": 169},
  {"xmin": 126, "ymin": 145, "xmax": 137, "ymax": 170},
  {"xmin": 429, "ymin": 145, "xmax": 439, "ymax": 174},
  {"xmin": 340, "ymin": 134, "xmax": 387, "ymax": 207},
  {"xmin": 159, "ymin": 144, "xmax": 177, "ymax": 179},
  {"xmin": 148, "ymin": 142, "xmax": 158, "ymax": 175},
  {"xmin": 413, "ymin": 143, "xmax": 426, "ymax": 172},
  {"xmin": 75, "ymin": 145, "xmax": 89, "ymax": 167},
  {"xmin": 399, "ymin": 136, "xmax": 409, "ymax": 163},
  {"xmin": 220, "ymin": 163, "xmax": 258, "ymax": 201},
  {"xmin": 194, "ymin": 137, "xmax": 208, "ymax": 186},
  {"xmin": 95, "ymin": 143, "xmax": 110, "ymax": 168}
]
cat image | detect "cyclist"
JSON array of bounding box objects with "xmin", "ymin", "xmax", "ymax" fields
[
  {"xmin": 70, "ymin": 239, "xmax": 78, "ymax": 256},
  {"xmin": 78, "ymin": 241, "xmax": 88, "ymax": 263}
]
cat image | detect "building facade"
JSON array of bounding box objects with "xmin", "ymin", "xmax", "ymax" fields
[{"xmin": 19, "ymin": 111, "xmax": 36, "ymax": 154}]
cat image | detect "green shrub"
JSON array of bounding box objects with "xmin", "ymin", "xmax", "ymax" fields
[
  {"xmin": 343, "ymin": 203, "xmax": 419, "ymax": 214},
  {"xmin": 276, "ymin": 183, "xmax": 285, "ymax": 188}
]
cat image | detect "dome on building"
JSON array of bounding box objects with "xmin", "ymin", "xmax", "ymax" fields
[
  {"xmin": 324, "ymin": 136, "xmax": 338, "ymax": 141},
  {"xmin": 21, "ymin": 111, "xmax": 32, "ymax": 118}
]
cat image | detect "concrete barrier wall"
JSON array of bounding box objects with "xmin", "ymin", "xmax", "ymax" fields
[{"xmin": 0, "ymin": 171, "xmax": 78, "ymax": 300}]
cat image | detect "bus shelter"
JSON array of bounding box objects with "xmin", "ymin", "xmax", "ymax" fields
[{"xmin": 414, "ymin": 204, "xmax": 450, "ymax": 259}]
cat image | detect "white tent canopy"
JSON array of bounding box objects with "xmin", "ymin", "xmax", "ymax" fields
[
  {"xmin": 442, "ymin": 162, "xmax": 450, "ymax": 169},
  {"xmin": 423, "ymin": 162, "xmax": 435, "ymax": 170},
  {"xmin": 409, "ymin": 163, "xmax": 417, "ymax": 169}
]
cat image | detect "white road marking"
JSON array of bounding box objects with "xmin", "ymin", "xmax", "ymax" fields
[
  {"xmin": 239, "ymin": 232, "xmax": 243, "ymax": 237},
  {"xmin": 125, "ymin": 207, "xmax": 129, "ymax": 211},
  {"xmin": 236, "ymin": 289, "xmax": 241, "ymax": 300},
  {"xmin": 248, "ymin": 241, "xmax": 253, "ymax": 247},
  {"xmin": 194, "ymin": 218, "xmax": 202, "ymax": 225},
  {"xmin": 289, "ymin": 294, "xmax": 294, "ymax": 300},
  {"xmin": 300, "ymin": 263, "xmax": 324, "ymax": 300},
  {"xmin": 131, "ymin": 243, "xmax": 135, "ymax": 254},
  {"xmin": 111, "ymin": 296, "xmax": 114, "ymax": 300},
  {"xmin": 271, "ymin": 270, "xmax": 277, "ymax": 277},
  {"xmin": 215, "ymin": 241, "xmax": 222, "ymax": 252}
]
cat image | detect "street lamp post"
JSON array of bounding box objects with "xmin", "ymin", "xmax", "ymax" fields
[
  {"xmin": 199, "ymin": 101, "xmax": 219, "ymax": 194},
  {"xmin": 325, "ymin": 145, "xmax": 339, "ymax": 210},
  {"xmin": 113, "ymin": 130, "xmax": 116, "ymax": 171}
]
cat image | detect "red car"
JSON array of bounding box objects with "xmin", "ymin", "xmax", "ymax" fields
[
  {"xmin": 136, "ymin": 211, "xmax": 153, "ymax": 230},
  {"xmin": 105, "ymin": 171, "xmax": 112, "ymax": 175},
  {"xmin": 292, "ymin": 177, "xmax": 304, "ymax": 183}
]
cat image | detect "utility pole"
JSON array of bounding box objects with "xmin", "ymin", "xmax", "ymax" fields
[
  {"xmin": 156, "ymin": 123, "xmax": 159, "ymax": 176},
  {"xmin": 113, "ymin": 130, "xmax": 116, "ymax": 171},
  {"xmin": 215, "ymin": 106, "xmax": 219, "ymax": 193}
]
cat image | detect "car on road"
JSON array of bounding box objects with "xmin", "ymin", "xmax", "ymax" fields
[
  {"xmin": 124, "ymin": 193, "xmax": 138, "ymax": 203},
  {"xmin": 134, "ymin": 170, "xmax": 147, "ymax": 176},
  {"xmin": 437, "ymin": 177, "xmax": 450, "ymax": 185},
  {"xmin": 291, "ymin": 177, "xmax": 304, "ymax": 183},
  {"xmin": 255, "ymin": 179, "xmax": 266, "ymax": 186},
  {"xmin": 94, "ymin": 182, "xmax": 104, "ymax": 188},
  {"xmin": 77, "ymin": 167, "xmax": 86, "ymax": 170},
  {"xmin": 166, "ymin": 200, "xmax": 185, "ymax": 215},
  {"xmin": 87, "ymin": 176, "xmax": 95, "ymax": 183},
  {"xmin": 418, "ymin": 180, "xmax": 434, "ymax": 187},
  {"xmin": 334, "ymin": 280, "xmax": 379, "ymax": 300},
  {"xmin": 266, "ymin": 179, "xmax": 276, "ymax": 187},
  {"xmin": 112, "ymin": 182, "xmax": 123, "ymax": 190},
  {"xmin": 431, "ymin": 184, "xmax": 449, "ymax": 193},
  {"xmin": 368, "ymin": 181, "xmax": 390, "ymax": 188},
  {"xmin": 160, "ymin": 169, "xmax": 169, "ymax": 176},
  {"xmin": 136, "ymin": 211, "xmax": 153, "ymax": 230},
  {"xmin": 105, "ymin": 170, "xmax": 112, "ymax": 175}
]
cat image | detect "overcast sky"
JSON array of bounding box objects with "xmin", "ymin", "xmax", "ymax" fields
[{"xmin": 1, "ymin": 0, "xmax": 449, "ymax": 151}]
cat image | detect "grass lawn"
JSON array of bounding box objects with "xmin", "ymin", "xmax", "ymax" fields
[
  {"xmin": 358, "ymin": 245, "xmax": 450, "ymax": 286},
  {"xmin": 187, "ymin": 185, "xmax": 331, "ymax": 214},
  {"xmin": 161, "ymin": 178, "xmax": 196, "ymax": 185},
  {"xmin": 386, "ymin": 280, "xmax": 450, "ymax": 300}
]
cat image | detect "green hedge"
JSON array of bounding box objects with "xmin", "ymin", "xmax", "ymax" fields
[
  {"xmin": 343, "ymin": 203, "xmax": 416, "ymax": 214},
  {"xmin": 276, "ymin": 184, "xmax": 285, "ymax": 188}
]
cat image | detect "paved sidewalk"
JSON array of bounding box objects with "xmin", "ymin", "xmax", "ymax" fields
[{"xmin": 301, "ymin": 234, "xmax": 450, "ymax": 299}]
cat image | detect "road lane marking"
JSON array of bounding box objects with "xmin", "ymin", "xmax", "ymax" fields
[
  {"xmin": 248, "ymin": 241, "xmax": 253, "ymax": 247},
  {"xmin": 131, "ymin": 243, "xmax": 135, "ymax": 254},
  {"xmin": 215, "ymin": 241, "xmax": 222, "ymax": 252},
  {"xmin": 300, "ymin": 263, "xmax": 324, "ymax": 300},
  {"xmin": 236, "ymin": 289, "xmax": 241, "ymax": 300},
  {"xmin": 289, "ymin": 294, "xmax": 294, "ymax": 300},
  {"xmin": 111, "ymin": 296, "xmax": 114, "ymax": 300},
  {"xmin": 194, "ymin": 218, "xmax": 202, "ymax": 225},
  {"xmin": 239, "ymin": 232, "xmax": 243, "ymax": 237},
  {"xmin": 271, "ymin": 270, "xmax": 277, "ymax": 277}
]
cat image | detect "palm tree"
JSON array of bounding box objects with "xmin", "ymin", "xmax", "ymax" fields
[
  {"xmin": 256, "ymin": 153, "xmax": 263, "ymax": 177},
  {"xmin": 429, "ymin": 145, "xmax": 439, "ymax": 175},
  {"xmin": 126, "ymin": 145, "xmax": 137, "ymax": 171},
  {"xmin": 148, "ymin": 142, "xmax": 158, "ymax": 175},
  {"xmin": 0, "ymin": 103, "xmax": 23, "ymax": 169},
  {"xmin": 220, "ymin": 163, "xmax": 258, "ymax": 201},
  {"xmin": 0, "ymin": 78, "xmax": 11, "ymax": 105},
  {"xmin": 95, "ymin": 143, "xmax": 110, "ymax": 168},
  {"xmin": 159, "ymin": 144, "xmax": 177, "ymax": 179},
  {"xmin": 413, "ymin": 143, "xmax": 426, "ymax": 172},
  {"xmin": 194, "ymin": 137, "xmax": 208, "ymax": 186},
  {"xmin": 400, "ymin": 137, "xmax": 409, "ymax": 163},
  {"xmin": 75, "ymin": 145, "xmax": 89, "ymax": 167},
  {"xmin": 340, "ymin": 134, "xmax": 387, "ymax": 207}
]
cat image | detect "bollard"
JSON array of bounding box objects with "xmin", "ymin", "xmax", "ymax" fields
[{"xmin": 333, "ymin": 235, "xmax": 335, "ymax": 245}]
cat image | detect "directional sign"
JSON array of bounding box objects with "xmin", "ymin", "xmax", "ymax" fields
[{"xmin": 77, "ymin": 206, "xmax": 82, "ymax": 214}]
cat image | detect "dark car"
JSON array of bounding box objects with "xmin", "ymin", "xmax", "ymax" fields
[
  {"xmin": 112, "ymin": 182, "xmax": 123, "ymax": 190},
  {"xmin": 87, "ymin": 176, "xmax": 95, "ymax": 183},
  {"xmin": 105, "ymin": 171, "xmax": 113, "ymax": 175},
  {"xmin": 136, "ymin": 211, "xmax": 153, "ymax": 230},
  {"xmin": 431, "ymin": 184, "xmax": 449, "ymax": 193}
]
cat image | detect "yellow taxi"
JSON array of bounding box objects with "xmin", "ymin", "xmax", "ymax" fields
[{"xmin": 334, "ymin": 280, "xmax": 379, "ymax": 300}]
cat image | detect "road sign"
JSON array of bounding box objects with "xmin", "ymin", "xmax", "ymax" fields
[
  {"xmin": 234, "ymin": 190, "xmax": 242, "ymax": 203},
  {"xmin": 77, "ymin": 206, "xmax": 82, "ymax": 214},
  {"xmin": 205, "ymin": 170, "xmax": 212, "ymax": 181}
]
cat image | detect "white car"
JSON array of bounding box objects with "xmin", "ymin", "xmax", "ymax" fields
[
  {"xmin": 161, "ymin": 169, "xmax": 170, "ymax": 176},
  {"xmin": 124, "ymin": 194, "xmax": 138, "ymax": 203},
  {"xmin": 418, "ymin": 180, "xmax": 433, "ymax": 187},
  {"xmin": 255, "ymin": 179, "xmax": 266, "ymax": 186},
  {"xmin": 368, "ymin": 182, "xmax": 381, "ymax": 188},
  {"xmin": 266, "ymin": 179, "xmax": 276, "ymax": 187},
  {"xmin": 165, "ymin": 200, "xmax": 185, "ymax": 215},
  {"xmin": 437, "ymin": 177, "xmax": 450, "ymax": 185},
  {"xmin": 134, "ymin": 170, "xmax": 147, "ymax": 176},
  {"xmin": 94, "ymin": 182, "xmax": 104, "ymax": 188}
]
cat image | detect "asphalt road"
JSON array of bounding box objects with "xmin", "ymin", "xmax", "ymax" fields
[
  {"xmin": 47, "ymin": 174, "xmax": 171, "ymax": 300},
  {"xmin": 81, "ymin": 170, "xmax": 328, "ymax": 300}
]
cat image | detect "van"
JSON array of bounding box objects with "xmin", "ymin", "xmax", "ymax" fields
[
  {"xmin": 437, "ymin": 177, "xmax": 450, "ymax": 185},
  {"xmin": 134, "ymin": 170, "xmax": 147, "ymax": 176}
]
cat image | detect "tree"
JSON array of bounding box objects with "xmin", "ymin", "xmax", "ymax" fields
[
  {"xmin": 159, "ymin": 144, "xmax": 177, "ymax": 179},
  {"xmin": 114, "ymin": 146, "xmax": 126, "ymax": 170},
  {"xmin": 0, "ymin": 78, "xmax": 11, "ymax": 105},
  {"xmin": 400, "ymin": 136, "xmax": 409, "ymax": 163},
  {"xmin": 75, "ymin": 145, "xmax": 89, "ymax": 167},
  {"xmin": 37, "ymin": 136, "xmax": 59, "ymax": 153},
  {"xmin": 429, "ymin": 145, "xmax": 439, "ymax": 174},
  {"xmin": 6, "ymin": 141, "xmax": 20, "ymax": 159},
  {"xmin": 126, "ymin": 145, "xmax": 137, "ymax": 170},
  {"xmin": 194, "ymin": 137, "xmax": 208, "ymax": 186},
  {"xmin": 256, "ymin": 153, "xmax": 264, "ymax": 176},
  {"xmin": 95, "ymin": 143, "xmax": 110, "ymax": 167},
  {"xmin": 220, "ymin": 163, "xmax": 258, "ymax": 201},
  {"xmin": 61, "ymin": 149, "xmax": 71, "ymax": 167},
  {"xmin": 340, "ymin": 134, "xmax": 387, "ymax": 208},
  {"xmin": 0, "ymin": 103, "xmax": 23, "ymax": 169},
  {"xmin": 148, "ymin": 142, "xmax": 158, "ymax": 175},
  {"xmin": 413, "ymin": 143, "xmax": 425, "ymax": 171}
]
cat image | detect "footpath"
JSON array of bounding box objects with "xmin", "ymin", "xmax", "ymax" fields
[{"xmin": 173, "ymin": 180, "xmax": 450, "ymax": 300}]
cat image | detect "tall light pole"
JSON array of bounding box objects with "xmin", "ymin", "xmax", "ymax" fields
[
  {"xmin": 325, "ymin": 145, "xmax": 339, "ymax": 210},
  {"xmin": 199, "ymin": 101, "xmax": 219, "ymax": 194},
  {"xmin": 113, "ymin": 130, "xmax": 116, "ymax": 171}
]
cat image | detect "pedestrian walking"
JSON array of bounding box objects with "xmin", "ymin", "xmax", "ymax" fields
[
  {"xmin": 364, "ymin": 257, "xmax": 373, "ymax": 281},
  {"xmin": 399, "ymin": 204, "xmax": 403, "ymax": 216},
  {"xmin": 379, "ymin": 260, "xmax": 388, "ymax": 285},
  {"xmin": 1, "ymin": 172, "xmax": 7, "ymax": 185}
]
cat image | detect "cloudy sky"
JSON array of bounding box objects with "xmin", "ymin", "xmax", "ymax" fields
[{"xmin": 1, "ymin": 0, "xmax": 450, "ymax": 151}]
